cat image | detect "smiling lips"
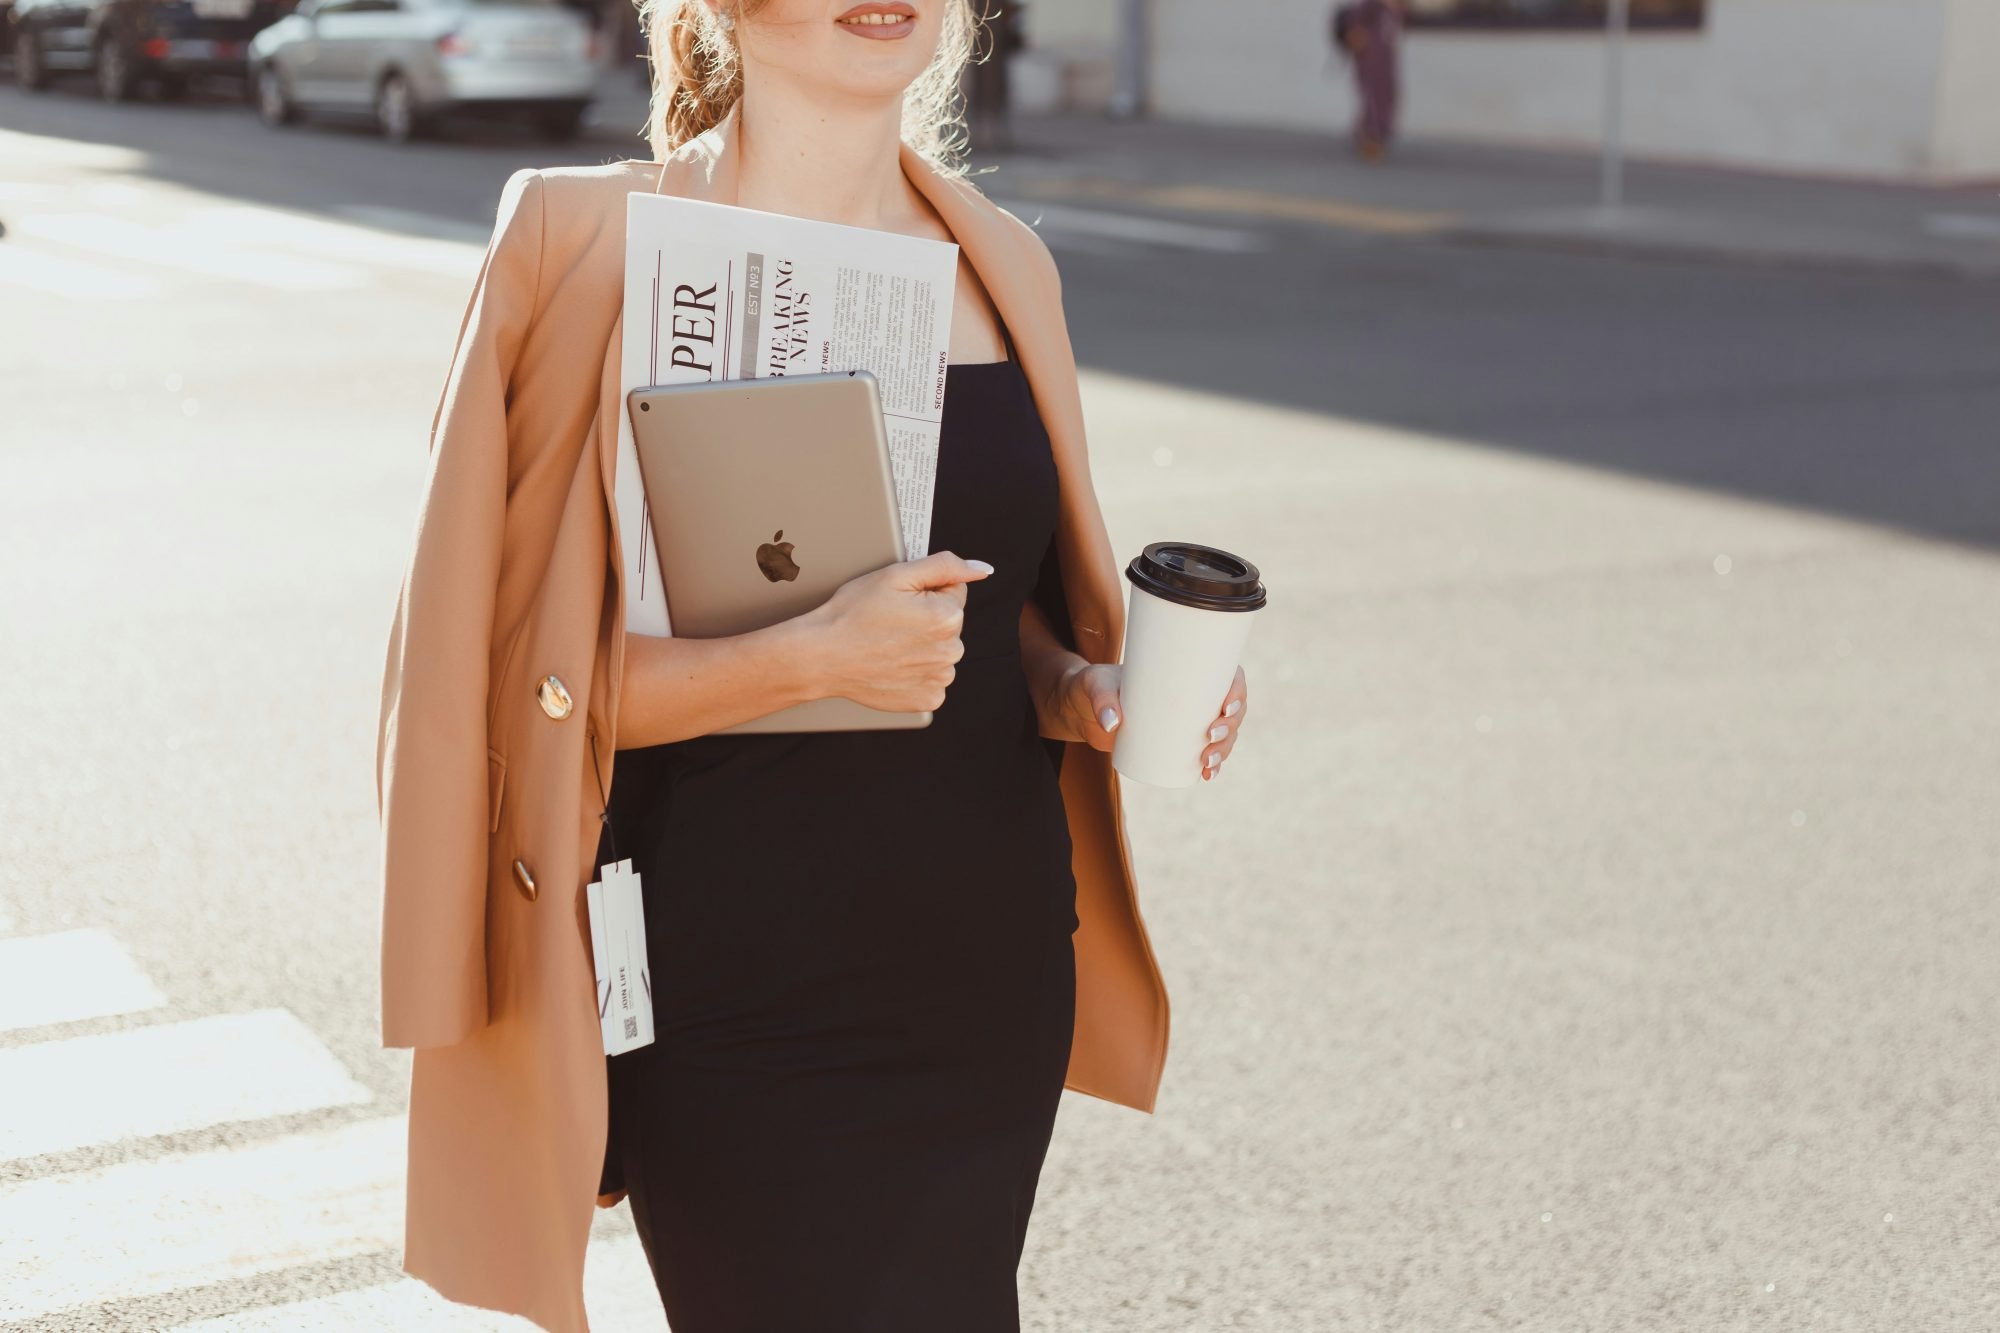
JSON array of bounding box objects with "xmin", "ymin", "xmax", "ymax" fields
[{"xmin": 834, "ymin": 2, "xmax": 916, "ymax": 37}]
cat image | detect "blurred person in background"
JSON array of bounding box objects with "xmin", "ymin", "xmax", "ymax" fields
[
  {"xmin": 1331, "ymin": 0, "xmax": 1402, "ymax": 161},
  {"xmin": 374, "ymin": 1, "xmax": 1252, "ymax": 1330}
]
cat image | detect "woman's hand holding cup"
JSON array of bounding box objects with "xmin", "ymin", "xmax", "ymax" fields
[
  {"xmin": 1049, "ymin": 661, "xmax": 1125, "ymax": 754},
  {"xmin": 1198, "ymin": 665, "xmax": 1249, "ymax": 782},
  {"xmin": 1051, "ymin": 661, "xmax": 1248, "ymax": 779}
]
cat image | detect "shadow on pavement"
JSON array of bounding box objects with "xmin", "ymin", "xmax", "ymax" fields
[
  {"xmin": 6, "ymin": 88, "xmax": 1997, "ymax": 552},
  {"xmin": 1037, "ymin": 218, "xmax": 2000, "ymax": 551}
]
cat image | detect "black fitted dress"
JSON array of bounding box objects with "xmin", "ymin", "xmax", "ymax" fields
[{"xmin": 597, "ymin": 339, "xmax": 1082, "ymax": 1333}]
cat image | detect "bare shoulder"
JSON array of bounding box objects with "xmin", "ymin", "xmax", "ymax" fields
[
  {"xmin": 935, "ymin": 169, "xmax": 1061, "ymax": 277},
  {"xmin": 987, "ymin": 200, "xmax": 1060, "ymax": 280}
]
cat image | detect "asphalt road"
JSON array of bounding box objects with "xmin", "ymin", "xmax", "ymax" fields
[{"xmin": 2, "ymin": 82, "xmax": 1997, "ymax": 1331}]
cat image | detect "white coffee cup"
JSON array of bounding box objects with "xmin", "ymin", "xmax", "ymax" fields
[{"xmin": 1112, "ymin": 542, "xmax": 1267, "ymax": 788}]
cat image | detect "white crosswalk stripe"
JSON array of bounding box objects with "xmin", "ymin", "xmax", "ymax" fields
[
  {"xmin": 2, "ymin": 1110, "xmax": 668, "ymax": 1329},
  {"xmin": 0, "ymin": 920, "xmax": 666, "ymax": 1328},
  {"xmin": 164, "ymin": 1280, "xmax": 524, "ymax": 1331},
  {"xmin": 0, "ymin": 1116, "xmax": 405, "ymax": 1322},
  {"xmin": 0, "ymin": 927, "xmax": 167, "ymax": 1033},
  {"xmin": 0, "ymin": 1007, "xmax": 373, "ymax": 1162},
  {"xmin": 160, "ymin": 1235, "xmax": 670, "ymax": 1332}
]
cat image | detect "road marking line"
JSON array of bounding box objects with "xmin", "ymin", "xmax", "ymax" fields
[
  {"xmin": 1925, "ymin": 212, "xmax": 2000, "ymax": 243},
  {"xmin": 0, "ymin": 1008, "xmax": 371, "ymax": 1163},
  {"xmin": 1001, "ymin": 200, "xmax": 1267, "ymax": 253},
  {"xmin": 0, "ymin": 243, "xmax": 170, "ymax": 300},
  {"xmin": 195, "ymin": 205, "xmax": 485, "ymax": 278},
  {"xmin": 1018, "ymin": 177, "xmax": 1451, "ymax": 236},
  {"xmin": 334, "ymin": 204, "xmax": 495, "ymax": 247},
  {"xmin": 0, "ymin": 929, "xmax": 166, "ymax": 1033},
  {"xmin": 0, "ymin": 1117, "xmax": 404, "ymax": 1323},
  {"xmin": 9, "ymin": 214, "xmax": 364, "ymax": 292}
]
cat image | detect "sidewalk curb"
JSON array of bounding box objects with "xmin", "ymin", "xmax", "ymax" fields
[{"xmin": 1441, "ymin": 218, "xmax": 2000, "ymax": 281}]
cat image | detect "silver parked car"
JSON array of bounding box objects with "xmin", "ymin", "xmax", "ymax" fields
[{"xmin": 248, "ymin": 0, "xmax": 597, "ymax": 143}]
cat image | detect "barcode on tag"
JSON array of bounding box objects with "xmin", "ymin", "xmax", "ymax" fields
[{"xmin": 586, "ymin": 858, "xmax": 655, "ymax": 1055}]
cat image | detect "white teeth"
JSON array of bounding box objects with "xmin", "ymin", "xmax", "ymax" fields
[{"xmin": 839, "ymin": 11, "xmax": 908, "ymax": 23}]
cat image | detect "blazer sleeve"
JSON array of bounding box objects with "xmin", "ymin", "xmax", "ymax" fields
[{"xmin": 375, "ymin": 168, "xmax": 545, "ymax": 1050}]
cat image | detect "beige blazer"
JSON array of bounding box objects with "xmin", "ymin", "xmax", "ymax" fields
[{"xmin": 375, "ymin": 103, "xmax": 1169, "ymax": 1333}]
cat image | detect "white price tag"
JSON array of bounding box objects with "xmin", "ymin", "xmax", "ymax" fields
[{"xmin": 586, "ymin": 858, "xmax": 654, "ymax": 1056}]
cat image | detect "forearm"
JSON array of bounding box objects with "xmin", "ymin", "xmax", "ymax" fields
[
  {"xmin": 615, "ymin": 619, "xmax": 824, "ymax": 749},
  {"xmin": 1019, "ymin": 600, "xmax": 1089, "ymax": 742}
]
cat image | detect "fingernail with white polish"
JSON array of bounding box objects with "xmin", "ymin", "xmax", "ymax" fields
[
  {"xmin": 1206, "ymin": 751, "xmax": 1221, "ymax": 768},
  {"xmin": 1225, "ymin": 699, "xmax": 1243, "ymax": 718},
  {"xmin": 967, "ymin": 559, "xmax": 994, "ymax": 574},
  {"xmin": 1208, "ymin": 723, "xmax": 1228, "ymax": 743},
  {"xmin": 1100, "ymin": 707, "xmax": 1120, "ymax": 732}
]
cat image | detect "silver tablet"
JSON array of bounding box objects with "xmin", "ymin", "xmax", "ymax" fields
[{"xmin": 626, "ymin": 371, "xmax": 930, "ymax": 734}]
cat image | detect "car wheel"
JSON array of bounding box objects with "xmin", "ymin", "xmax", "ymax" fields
[
  {"xmin": 535, "ymin": 103, "xmax": 584, "ymax": 143},
  {"xmin": 16, "ymin": 30, "xmax": 51, "ymax": 91},
  {"xmin": 375, "ymin": 71, "xmax": 420, "ymax": 144},
  {"xmin": 15, "ymin": 30, "xmax": 49, "ymax": 91},
  {"xmin": 255, "ymin": 63, "xmax": 298, "ymax": 126},
  {"xmin": 95, "ymin": 36, "xmax": 137, "ymax": 102},
  {"xmin": 17, "ymin": 28, "xmax": 54, "ymax": 92}
]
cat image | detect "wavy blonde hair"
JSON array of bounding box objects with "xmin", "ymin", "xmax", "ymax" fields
[{"xmin": 640, "ymin": 0, "xmax": 983, "ymax": 178}]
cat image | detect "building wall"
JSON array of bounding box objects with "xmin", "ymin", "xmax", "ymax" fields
[
  {"xmin": 1933, "ymin": 0, "xmax": 2000, "ymax": 178},
  {"xmin": 1014, "ymin": 0, "xmax": 1118, "ymax": 111},
  {"xmin": 1020, "ymin": 0, "xmax": 1115, "ymax": 51},
  {"xmin": 1148, "ymin": 0, "xmax": 1987, "ymax": 180}
]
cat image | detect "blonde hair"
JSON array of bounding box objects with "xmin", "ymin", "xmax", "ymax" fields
[{"xmin": 640, "ymin": 0, "xmax": 983, "ymax": 178}]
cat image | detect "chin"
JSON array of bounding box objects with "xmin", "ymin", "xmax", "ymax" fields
[{"xmin": 749, "ymin": 2, "xmax": 943, "ymax": 104}]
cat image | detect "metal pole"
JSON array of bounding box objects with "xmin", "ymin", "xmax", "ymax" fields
[
  {"xmin": 1110, "ymin": 0, "xmax": 1146, "ymax": 120},
  {"xmin": 1600, "ymin": 0, "xmax": 1629, "ymax": 211}
]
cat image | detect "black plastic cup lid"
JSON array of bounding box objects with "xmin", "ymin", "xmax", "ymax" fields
[{"xmin": 1125, "ymin": 541, "xmax": 1267, "ymax": 613}]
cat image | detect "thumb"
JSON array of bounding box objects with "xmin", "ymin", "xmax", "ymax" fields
[
  {"xmin": 1074, "ymin": 664, "xmax": 1123, "ymax": 748},
  {"xmin": 1088, "ymin": 668, "xmax": 1120, "ymax": 732},
  {"xmin": 895, "ymin": 550, "xmax": 994, "ymax": 592}
]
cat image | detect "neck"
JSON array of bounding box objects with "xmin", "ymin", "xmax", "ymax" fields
[{"xmin": 731, "ymin": 82, "xmax": 914, "ymax": 230}]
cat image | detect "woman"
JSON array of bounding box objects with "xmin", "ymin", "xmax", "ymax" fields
[{"xmin": 375, "ymin": 1, "xmax": 1250, "ymax": 1330}]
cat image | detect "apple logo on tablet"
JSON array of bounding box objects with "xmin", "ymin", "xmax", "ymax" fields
[{"xmin": 757, "ymin": 530, "xmax": 800, "ymax": 583}]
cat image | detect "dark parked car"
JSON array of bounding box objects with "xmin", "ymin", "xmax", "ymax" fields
[{"xmin": 13, "ymin": 0, "xmax": 288, "ymax": 100}]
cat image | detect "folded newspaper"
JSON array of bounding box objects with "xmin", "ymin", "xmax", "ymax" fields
[{"xmin": 618, "ymin": 193, "xmax": 960, "ymax": 638}]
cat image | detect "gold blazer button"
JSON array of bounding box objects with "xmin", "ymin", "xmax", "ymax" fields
[
  {"xmin": 536, "ymin": 674, "xmax": 573, "ymax": 720},
  {"xmin": 512, "ymin": 859, "xmax": 538, "ymax": 902}
]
